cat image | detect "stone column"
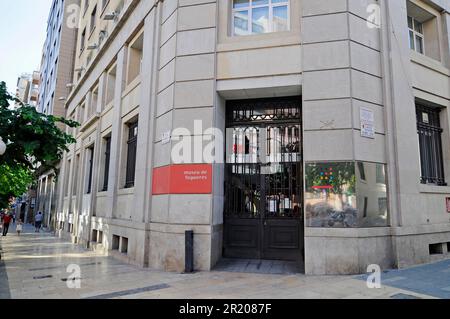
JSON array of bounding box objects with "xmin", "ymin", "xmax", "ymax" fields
[
  {"xmin": 380, "ymin": 0, "xmax": 433, "ymax": 268},
  {"xmin": 149, "ymin": 0, "xmax": 218, "ymax": 272},
  {"xmin": 302, "ymin": 0, "xmax": 391, "ymax": 275},
  {"xmin": 106, "ymin": 47, "xmax": 128, "ymax": 220}
]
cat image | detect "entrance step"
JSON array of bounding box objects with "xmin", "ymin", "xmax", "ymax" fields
[{"xmin": 214, "ymin": 258, "xmax": 304, "ymax": 275}]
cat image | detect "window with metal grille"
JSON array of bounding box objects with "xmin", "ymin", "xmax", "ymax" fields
[
  {"xmin": 125, "ymin": 121, "xmax": 138, "ymax": 188},
  {"xmin": 416, "ymin": 105, "xmax": 446, "ymax": 186},
  {"xmin": 102, "ymin": 136, "xmax": 111, "ymax": 191}
]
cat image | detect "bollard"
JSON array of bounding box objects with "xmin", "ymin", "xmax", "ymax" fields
[{"xmin": 185, "ymin": 230, "xmax": 194, "ymax": 273}]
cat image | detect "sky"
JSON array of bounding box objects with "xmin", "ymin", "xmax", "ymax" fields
[{"xmin": 0, "ymin": 0, "xmax": 53, "ymax": 93}]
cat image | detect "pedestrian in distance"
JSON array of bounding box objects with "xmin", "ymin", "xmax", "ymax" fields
[
  {"xmin": 2, "ymin": 212, "xmax": 12, "ymax": 236},
  {"xmin": 35, "ymin": 211, "xmax": 43, "ymax": 233},
  {"xmin": 16, "ymin": 219, "xmax": 23, "ymax": 236}
]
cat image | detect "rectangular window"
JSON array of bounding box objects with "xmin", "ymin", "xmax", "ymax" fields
[
  {"xmin": 378, "ymin": 197, "xmax": 388, "ymax": 215},
  {"xmin": 417, "ymin": 105, "xmax": 446, "ymax": 186},
  {"xmin": 112, "ymin": 235, "xmax": 120, "ymax": 250},
  {"xmin": 363, "ymin": 197, "xmax": 368, "ymax": 218},
  {"xmin": 73, "ymin": 154, "xmax": 80, "ymax": 196},
  {"xmin": 90, "ymin": 85, "xmax": 99, "ymax": 117},
  {"xmin": 86, "ymin": 146, "xmax": 95, "ymax": 194},
  {"xmin": 127, "ymin": 32, "xmax": 144, "ymax": 85},
  {"xmin": 80, "ymin": 28, "xmax": 86, "ymax": 52},
  {"xmin": 91, "ymin": 230, "xmax": 98, "ymax": 243},
  {"xmin": 232, "ymin": 0, "xmax": 289, "ymax": 36},
  {"xmin": 408, "ymin": 16, "xmax": 424, "ymax": 54},
  {"xmin": 90, "ymin": 5, "xmax": 97, "ymax": 34},
  {"xmin": 81, "ymin": 103, "xmax": 86, "ymax": 124},
  {"xmin": 102, "ymin": 136, "xmax": 111, "ymax": 191},
  {"xmin": 102, "ymin": 0, "xmax": 109, "ymax": 10},
  {"xmin": 376, "ymin": 164, "xmax": 386, "ymax": 184},
  {"xmin": 64, "ymin": 159, "xmax": 71, "ymax": 197},
  {"xmin": 357, "ymin": 162, "xmax": 366, "ymax": 181},
  {"xmin": 83, "ymin": 0, "xmax": 89, "ymax": 15},
  {"xmin": 105, "ymin": 64, "xmax": 117, "ymax": 106},
  {"xmin": 125, "ymin": 121, "xmax": 138, "ymax": 188}
]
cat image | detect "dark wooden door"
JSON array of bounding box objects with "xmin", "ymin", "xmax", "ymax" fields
[{"xmin": 223, "ymin": 97, "xmax": 303, "ymax": 262}]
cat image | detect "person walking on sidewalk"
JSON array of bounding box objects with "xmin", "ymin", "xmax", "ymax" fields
[
  {"xmin": 2, "ymin": 212, "xmax": 12, "ymax": 236},
  {"xmin": 34, "ymin": 211, "xmax": 43, "ymax": 233},
  {"xmin": 16, "ymin": 219, "xmax": 23, "ymax": 236}
]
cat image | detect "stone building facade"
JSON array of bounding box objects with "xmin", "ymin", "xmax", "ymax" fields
[
  {"xmin": 34, "ymin": 0, "xmax": 80, "ymax": 229},
  {"xmin": 56, "ymin": 0, "xmax": 450, "ymax": 274}
]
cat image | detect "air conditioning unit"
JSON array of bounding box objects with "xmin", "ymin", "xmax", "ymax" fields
[
  {"xmin": 103, "ymin": 11, "xmax": 119, "ymax": 21},
  {"xmin": 87, "ymin": 44, "xmax": 98, "ymax": 50}
]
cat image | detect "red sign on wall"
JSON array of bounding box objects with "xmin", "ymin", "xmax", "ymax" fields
[
  {"xmin": 446, "ymin": 197, "xmax": 450, "ymax": 213},
  {"xmin": 152, "ymin": 164, "xmax": 213, "ymax": 195}
]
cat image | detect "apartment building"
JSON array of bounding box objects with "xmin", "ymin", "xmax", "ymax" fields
[
  {"xmin": 56, "ymin": 0, "xmax": 450, "ymax": 275},
  {"xmin": 15, "ymin": 72, "xmax": 39, "ymax": 108},
  {"xmin": 34, "ymin": 0, "xmax": 80, "ymax": 230}
]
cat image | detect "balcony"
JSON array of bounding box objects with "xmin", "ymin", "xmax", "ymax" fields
[
  {"xmin": 30, "ymin": 88, "xmax": 39, "ymax": 101},
  {"xmin": 32, "ymin": 71, "xmax": 40, "ymax": 85}
]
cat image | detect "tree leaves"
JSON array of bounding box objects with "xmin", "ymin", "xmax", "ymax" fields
[
  {"xmin": 0, "ymin": 164, "xmax": 33, "ymax": 209},
  {"xmin": 0, "ymin": 81, "xmax": 80, "ymax": 209}
]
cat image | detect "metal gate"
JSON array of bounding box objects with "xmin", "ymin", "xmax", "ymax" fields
[{"xmin": 224, "ymin": 97, "xmax": 304, "ymax": 262}]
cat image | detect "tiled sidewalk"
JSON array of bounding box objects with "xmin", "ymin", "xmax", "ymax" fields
[
  {"xmin": 357, "ymin": 259, "xmax": 450, "ymax": 298},
  {"xmin": 0, "ymin": 224, "xmax": 442, "ymax": 299}
]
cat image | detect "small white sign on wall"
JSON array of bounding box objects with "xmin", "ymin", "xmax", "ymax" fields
[
  {"xmin": 360, "ymin": 107, "xmax": 375, "ymax": 139},
  {"xmin": 161, "ymin": 131, "xmax": 171, "ymax": 145}
]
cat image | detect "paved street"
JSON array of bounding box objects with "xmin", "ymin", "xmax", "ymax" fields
[{"xmin": 0, "ymin": 224, "xmax": 447, "ymax": 299}]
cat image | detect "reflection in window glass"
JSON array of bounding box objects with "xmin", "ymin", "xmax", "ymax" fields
[
  {"xmin": 305, "ymin": 162, "xmax": 388, "ymax": 228},
  {"xmin": 415, "ymin": 35, "xmax": 424, "ymax": 54},
  {"xmin": 409, "ymin": 30, "xmax": 415, "ymax": 50},
  {"xmin": 376, "ymin": 164, "xmax": 385, "ymax": 184},
  {"xmin": 414, "ymin": 19, "xmax": 423, "ymax": 33},
  {"xmin": 273, "ymin": 6, "xmax": 288, "ymax": 32},
  {"xmin": 233, "ymin": 0, "xmax": 249, "ymax": 9},
  {"xmin": 357, "ymin": 162, "xmax": 366, "ymax": 181},
  {"xmin": 252, "ymin": 6, "xmax": 269, "ymax": 34},
  {"xmin": 227, "ymin": 127, "xmax": 259, "ymax": 164},
  {"xmin": 408, "ymin": 16, "xmax": 424, "ymax": 54},
  {"xmin": 234, "ymin": 11, "xmax": 249, "ymax": 35},
  {"xmin": 232, "ymin": 0, "xmax": 289, "ymax": 36}
]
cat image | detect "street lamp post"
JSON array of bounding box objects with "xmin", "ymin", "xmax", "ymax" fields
[{"xmin": 0, "ymin": 136, "xmax": 6, "ymax": 155}]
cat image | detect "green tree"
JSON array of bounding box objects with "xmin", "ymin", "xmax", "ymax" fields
[
  {"xmin": 0, "ymin": 81, "xmax": 79, "ymax": 209},
  {"xmin": 0, "ymin": 164, "xmax": 33, "ymax": 209}
]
